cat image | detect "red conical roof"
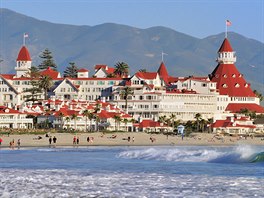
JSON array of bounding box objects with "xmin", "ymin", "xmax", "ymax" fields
[
  {"xmin": 157, "ymin": 62, "xmax": 169, "ymax": 83},
  {"xmin": 211, "ymin": 63, "xmax": 255, "ymax": 97},
  {"xmin": 218, "ymin": 38, "xmax": 233, "ymax": 52},
  {"xmin": 212, "ymin": 38, "xmax": 255, "ymax": 97},
  {"xmin": 17, "ymin": 46, "xmax": 31, "ymax": 61}
]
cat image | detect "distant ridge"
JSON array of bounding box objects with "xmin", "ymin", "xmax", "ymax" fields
[{"xmin": 0, "ymin": 8, "xmax": 263, "ymax": 94}]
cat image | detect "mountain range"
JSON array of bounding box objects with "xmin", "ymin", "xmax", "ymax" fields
[{"xmin": 0, "ymin": 8, "xmax": 263, "ymax": 94}]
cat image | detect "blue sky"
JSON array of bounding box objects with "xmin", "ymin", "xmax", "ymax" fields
[{"xmin": 1, "ymin": 0, "xmax": 263, "ymax": 42}]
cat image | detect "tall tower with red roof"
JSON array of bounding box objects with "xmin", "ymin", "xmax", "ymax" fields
[
  {"xmin": 157, "ymin": 62, "xmax": 169, "ymax": 84},
  {"xmin": 15, "ymin": 46, "xmax": 32, "ymax": 77},
  {"xmin": 211, "ymin": 38, "xmax": 255, "ymax": 97},
  {"xmin": 210, "ymin": 38, "xmax": 263, "ymax": 113}
]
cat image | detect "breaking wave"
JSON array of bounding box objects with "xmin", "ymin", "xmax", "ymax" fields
[{"xmin": 117, "ymin": 145, "xmax": 264, "ymax": 164}]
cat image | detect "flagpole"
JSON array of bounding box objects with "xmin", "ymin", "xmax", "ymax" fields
[
  {"xmin": 23, "ymin": 33, "xmax": 25, "ymax": 46},
  {"xmin": 225, "ymin": 22, "xmax": 227, "ymax": 38}
]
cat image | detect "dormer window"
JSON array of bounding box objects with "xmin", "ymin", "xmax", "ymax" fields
[
  {"xmin": 245, "ymin": 83, "xmax": 248, "ymax": 88},
  {"xmin": 222, "ymin": 84, "xmax": 228, "ymax": 88},
  {"xmin": 232, "ymin": 74, "xmax": 236, "ymax": 78},
  {"xmin": 223, "ymin": 74, "xmax": 227, "ymax": 78},
  {"xmin": 239, "ymin": 74, "xmax": 243, "ymax": 78},
  {"xmin": 235, "ymin": 83, "xmax": 240, "ymax": 88}
]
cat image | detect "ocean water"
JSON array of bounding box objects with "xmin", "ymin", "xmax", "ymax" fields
[{"xmin": 0, "ymin": 145, "xmax": 263, "ymax": 198}]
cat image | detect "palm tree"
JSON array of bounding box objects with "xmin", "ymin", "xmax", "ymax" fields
[
  {"xmin": 114, "ymin": 61, "xmax": 129, "ymax": 77},
  {"xmin": 82, "ymin": 109, "xmax": 90, "ymax": 132},
  {"xmin": 65, "ymin": 117, "xmax": 71, "ymax": 130},
  {"xmin": 58, "ymin": 112, "xmax": 64, "ymax": 130},
  {"xmin": 39, "ymin": 75, "xmax": 53, "ymax": 100},
  {"xmin": 88, "ymin": 112, "xmax": 94, "ymax": 131},
  {"xmin": 194, "ymin": 113, "xmax": 202, "ymax": 132},
  {"xmin": 200, "ymin": 119, "xmax": 207, "ymax": 132},
  {"xmin": 207, "ymin": 118, "xmax": 214, "ymax": 133},
  {"xmin": 71, "ymin": 113, "xmax": 77, "ymax": 130},
  {"xmin": 120, "ymin": 86, "xmax": 134, "ymax": 113},
  {"xmin": 170, "ymin": 114, "xmax": 176, "ymax": 127},
  {"xmin": 123, "ymin": 118, "xmax": 129, "ymax": 132},
  {"xmin": 94, "ymin": 115, "xmax": 100, "ymax": 132},
  {"xmin": 158, "ymin": 115, "xmax": 167, "ymax": 125},
  {"xmin": 113, "ymin": 115, "xmax": 122, "ymax": 131}
]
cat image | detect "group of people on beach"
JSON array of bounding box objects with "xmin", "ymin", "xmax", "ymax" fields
[{"xmin": 48, "ymin": 136, "xmax": 57, "ymax": 147}]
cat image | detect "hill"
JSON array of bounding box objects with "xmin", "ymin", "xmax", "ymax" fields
[{"xmin": 0, "ymin": 8, "xmax": 263, "ymax": 93}]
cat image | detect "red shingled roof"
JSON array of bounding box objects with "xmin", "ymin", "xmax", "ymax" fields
[
  {"xmin": 212, "ymin": 119, "xmax": 256, "ymax": 129},
  {"xmin": 226, "ymin": 103, "xmax": 264, "ymax": 113},
  {"xmin": 139, "ymin": 120, "xmax": 167, "ymax": 128},
  {"xmin": 17, "ymin": 46, "xmax": 31, "ymax": 61},
  {"xmin": 218, "ymin": 38, "xmax": 233, "ymax": 52},
  {"xmin": 211, "ymin": 63, "xmax": 255, "ymax": 97},
  {"xmin": 78, "ymin": 68, "xmax": 89, "ymax": 72},
  {"xmin": 157, "ymin": 62, "xmax": 169, "ymax": 83},
  {"xmin": 40, "ymin": 67, "xmax": 60, "ymax": 79},
  {"xmin": 136, "ymin": 72, "xmax": 157, "ymax": 80},
  {"xmin": 0, "ymin": 106, "xmax": 21, "ymax": 114}
]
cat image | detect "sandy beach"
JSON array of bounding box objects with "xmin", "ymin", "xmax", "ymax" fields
[{"xmin": 0, "ymin": 132, "xmax": 264, "ymax": 148}]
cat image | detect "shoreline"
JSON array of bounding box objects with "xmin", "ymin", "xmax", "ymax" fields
[{"xmin": 1, "ymin": 132, "xmax": 264, "ymax": 149}]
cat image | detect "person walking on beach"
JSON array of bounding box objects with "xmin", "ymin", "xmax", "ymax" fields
[
  {"xmin": 77, "ymin": 137, "xmax": 79, "ymax": 145},
  {"xmin": 0, "ymin": 137, "xmax": 2, "ymax": 146},
  {"xmin": 53, "ymin": 136, "xmax": 57, "ymax": 144},
  {"xmin": 73, "ymin": 136, "xmax": 76, "ymax": 145},
  {"xmin": 49, "ymin": 136, "xmax": 52, "ymax": 146},
  {"xmin": 17, "ymin": 139, "xmax": 21, "ymax": 149}
]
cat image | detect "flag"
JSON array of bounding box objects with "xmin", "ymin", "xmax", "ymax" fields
[
  {"xmin": 226, "ymin": 20, "xmax": 231, "ymax": 26},
  {"xmin": 24, "ymin": 33, "xmax": 29, "ymax": 38}
]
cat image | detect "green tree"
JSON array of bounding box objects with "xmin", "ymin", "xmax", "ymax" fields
[
  {"xmin": 106, "ymin": 73, "xmax": 116, "ymax": 78},
  {"xmin": 119, "ymin": 86, "xmax": 134, "ymax": 113},
  {"xmin": 158, "ymin": 115, "xmax": 167, "ymax": 125},
  {"xmin": 123, "ymin": 118, "xmax": 129, "ymax": 132},
  {"xmin": 65, "ymin": 116, "xmax": 71, "ymax": 130},
  {"xmin": 194, "ymin": 113, "xmax": 202, "ymax": 132},
  {"xmin": 114, "ymin": 61, "xmax": 129, "ymax": 77},
  {"xmin": 253, "ymin": 90, "xmax": 263, "ymax": 102},
  {"xmin": 64, "ymin": 62, "xmax": 79, "ymax": 78},
  {"xmin": 82, "ymin": 109, "xmax": 90, "ymax": 132},
  {"xmin": 169, "ymin": 114, "xmax": 176, "ymax": 131},
  {"xmin": 113, "ymin": 115, "xmax": 122, "ymax": 131},
  {"xmin": 58, "ymin": 112, "xmax": 64, "ymax": 130},
  {"xmin": 88, "ymin": 112, "xmax": 94, "ymax": 131},
  {"xmin": 139, "ymin": 69, "xmax": 147, "ymax": 73},
  {"xmin": 207, "ymin": 118, "xmax": 214, "ymax": 133},
  {"xmin": 39, "ymin": 75, "xmax": 54, "ymax": 100},
  {"xmin": 38, "ymin": 48, "xmax": 57, "ymax": 71},
  {"xmin": 24, "ymin": 66, "xmax": 42, "ymax": 102},
  {"xmin": 71, "ymin": 114, "xmax": 77, "ymax": 130}
]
